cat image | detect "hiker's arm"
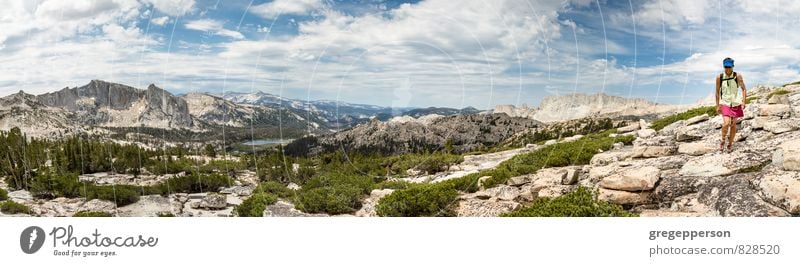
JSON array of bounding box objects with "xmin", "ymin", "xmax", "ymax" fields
[
  {"xmin": 738, "ymin": 74, "xmax": 747, "ymax": 106},
  {"xmin": 715, "ymin": 76, "xmax": 721, "ymax": 111}
]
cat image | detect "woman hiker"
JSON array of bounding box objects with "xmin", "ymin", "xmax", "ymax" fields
[{"xmin": 716, "ymin": 57, "xmax": 747, "ymax": 153}]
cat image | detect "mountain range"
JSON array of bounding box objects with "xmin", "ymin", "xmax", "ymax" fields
[
  {"xmin": 0, "ymin": 80, "xmax": 319, "ymax": 139},
  {"xmin": 0, "ymin": 80, "xmax": 482, "ymax": 139},
  {"xmin": 0, "ymin": 80, "xmax": 694, "ymax": 146},
  {"xmin": 219, "ymin": 91, "xmax": 480, "ymax": 129}
]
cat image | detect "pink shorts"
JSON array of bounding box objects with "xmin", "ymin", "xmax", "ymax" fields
[{"xmin": 720, "ymin": 105, "xmax": 744, "ymax": 118}]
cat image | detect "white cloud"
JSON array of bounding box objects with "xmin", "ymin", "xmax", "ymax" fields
[
  {"xmin": 143, "ymin": 0, "xmax": 195, "ymax": 16},
  {"xmin": 635, "ymin": 0, "xmax": 710, "ymax": 30},
  {"xmin": 3, "ymin": 0, "xmax": 800, "ymax": 108},
  {"xmin": 250, "ymin": 0, "xmax": 325, "ymax": 19},
  {"xmin": 257, "ymin": 25, "xmax": 271, "ymax": 33},
  {"xmin": 0, "ymin": 0, "xmax": 581, "ymax": 108},
  {"xmin": 151, "ymin": 16, "xmax": 169, "ymax": 26},
  {"xmin": 0, "ymin": 0, "xmax": 142, "ymax": 47},
  {"xmin": 185, "ymin": 19, "xmax": 244, "ymax": 39},
  {"xmin": 627, "ymin": 0, "xmax": 800, "ymax": 88}
]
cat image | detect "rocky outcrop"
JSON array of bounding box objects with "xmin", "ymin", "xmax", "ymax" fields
[
  {"xmin": 677, "ymin": 142, "xmax": 716, "ymax": 155},
  {"xmin": 263, "ymin": 200, "xmax": 329, "ymax": 217},
  {"xmin": 474, "ymin": 185, "xmax": 521, "ymax": 201},
  {"xmin": 449, "ymin": 85, "xmax": 799, "ymax": 217},
  {"xmin": 599, "ymin": 166, "xmax": 660, "ymax": 191},
  {"xmin": 191, "ymin": 193, "xmax": 228, "ymax": 210},
  {"xmin": 695, "ymin": 174, "xmax": 790, "ymax": 217},
  {"xmin": 757, "ymin": 170, "xmax": 800, "ymax": 214},
  {"xmin": 775, "ymin": 139, "xmax": 800, "ymax": 171},
  {"xmin": 291, "ymin": 113, "xmax": 540, "ymax": 156},
  {"xmin": 116, "ymin": 195, "xmax": 183, "ymax": 217},
  {"xmin": 493, "ymin": 104, "xmax": 536, "ymax": 119},
  {"xmin": 758, "ymin": 104, "xmax": 792, "ymax": 118},
  {"xmin": 355, "ymin": 189, "xmax": 394, "ymax": 217},
  {"xmin": 678, "ymin": 151, "xmax": 769, "ymax": 177},
  {"xmin": 597, "ymin": 188, "xmax": 651, "ymax": 205},
  {"xmin": 456, "ymin": 197, "xmax": 520, "ymax": 217},
  {"xmin": 632, "ymin": 136, "xmax": 677, "ymax": 158}
]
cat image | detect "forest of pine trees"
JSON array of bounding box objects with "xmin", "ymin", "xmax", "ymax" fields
[{"xmin": 0, "ymin": 126, "xmax": 464, "ymax": 211}]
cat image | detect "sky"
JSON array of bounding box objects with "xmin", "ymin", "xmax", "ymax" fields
[{"xmin": 1, "ymin": 0, "xmax": 799, "ymax": 109}]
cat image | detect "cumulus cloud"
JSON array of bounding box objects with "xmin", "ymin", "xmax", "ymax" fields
[
  {"xmin": 143, "ymin": 0, "xmax": 195, "ymax": 17},
  {"xmin": 185, "ymin": 19, "xmax": 244, "ymax": 39},
  {"xmin": 151, "ymin": 16, "xmax": 169, "ymax": 26},
  {"xmin": 634, "ymin": 0, "xmax": 710, "ymax": 30},
  {"xmin": 2, "ymin": 0, "xmax": 800, "ymax": 108},
  {"xmin": 627, "ymin": 0, "xmax": 800, "ymax": 88},
  {"xmin": 250, "ymin": 0, "xmax": 326, "ymax": 19}
]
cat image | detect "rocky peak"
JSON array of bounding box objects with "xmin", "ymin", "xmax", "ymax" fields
[
  {"xmin": 36, "ymin": 79, "xmax": 143, "ymax": 111},
  {"xmin": 0, "ymin": 90, "xmax": 40, "ymax": 109},
  {"xmin": 533, "ymin": 93, "xmax": 686, "ymax": 123},
  {"xmin": 493, "ymin": 93, "xmax": 687, "ymax": 123},
  {"xmin": 493, "ymin": 104, "xmax": 536, "ymax": 119},
  {"xmin": 28, "ymin": 80, "xmax": 194, "ymax": 128}
]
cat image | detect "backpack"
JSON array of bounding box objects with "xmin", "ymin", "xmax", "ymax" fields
[{"xmin": 719, "ymin": 72, "xmax": 738, "ymax": 97}]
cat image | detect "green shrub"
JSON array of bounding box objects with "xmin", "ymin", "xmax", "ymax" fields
[
  {"xmin": 501, "ymin": 187, "xmax": 637, "ymax": 217},
  {"xmin": 374, "ymin": 180, "xmax": 412, "ymax": 190},
  {"xmin": 1, "ymin": 200, "xmax": 32, "ymax": 214},
  {"xmin": 197, "ymin": 159, "xmax": 244, "ymax": 174},
  {"xmin": 234, "ymin": 192, "xmax": 278, "ymax": 217},
  {"xmin": 292, "ymin": 172, "xmax": 375, "ymax": 214},
  {"xmin": 376, "ymin": 183, "xmax": 459, "ymax": 217},
  {"xmin": 257, "ymin": 181, "xmax": 295, "ymax": 198},
  {"xmin": 157, "ymin": 212, "xmax": 175, "ymax": 217},
  {"xmin": 24, "ymin": 170, "xmax": 232, "ymax": 207},
  {"xmin": 302, "ymin": 173, "xmax": 374, "ymax": 194},
  {"xmin": 651, "ymin": 106, "xmax": 717, "ymax": 131},
  {"xmin": 477, "ymin": 131, "xmax": 627, "ymax": 188},
  {"xmin": 0, "ymin": 188, "xmax": 7, "ymax": 201},
  {"xmin": 86, "ymin": 185, "xmax": 141, "ymax": 207},
  {"xmin": 388, "ymin": 153, "xmax": 463, "ymax": 175},
  {"xmin": 416, "ymin": 156, "xmax": 459, "ymax": 174},
  {"xmin": 73, "ymin": 211, "xmax": 113, "ymax": 217},
  {"xmin": 26, "ymin": 170, "xmax": 141, "ymax": 206},
  {"xmin": 504, "ymin": 118, "xmax": 619, "ymax": 148},
  {"xmin": 782, "ymin": 80, "xmax": 800, "ymax": 87},
  {"xmin": 439, "ymin": 172, "xmax": 484, "ymax": 193},
  {"xmin": 768, "ymin": 89, "xmax": 790, "ymax": 97},
  {"xmin": 154, "ymin": 173, "xmax": 233, "ymax": 194},
  {"xmin": 745, "ymin": 96, "xmax": 759, "ymax": 104},
  {"xmin": 376, "ymin": 131, "xmax": 635, "ymax": 217},
  {"xmin": 616, "ymin": 134, "xmax": 637, "ymax": 145},
  {"xmin": 296, "ymin": 185, "xmax": 363, "ymax": 214},
  {"xmin": 28, "ymin": 171, "xmax": 84, "ymax": 199},
  {"xmin": 145, "ymin": 157, "xmax": 194, "ymax": 175}
]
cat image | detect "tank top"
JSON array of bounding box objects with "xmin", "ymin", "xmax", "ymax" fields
[{"xmin": 720, "ymin": 72, "xmax": 742, "ymax": 107}]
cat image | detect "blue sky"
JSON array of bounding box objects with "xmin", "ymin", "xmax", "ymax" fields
[{"xmin": 1, "ymin": 0, "xmax": 799, "ymax": 109}]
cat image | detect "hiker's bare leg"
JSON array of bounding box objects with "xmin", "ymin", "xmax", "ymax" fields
[
  {"xmin": 721, "ymin": 116, "xmax": 730, "ymax": 149},
  {"xmin": 728, "ymin": 117, "xmax": 737, "ymax": 149}
]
